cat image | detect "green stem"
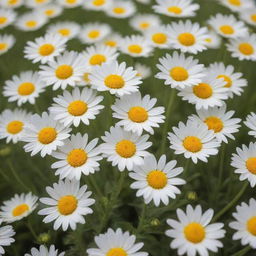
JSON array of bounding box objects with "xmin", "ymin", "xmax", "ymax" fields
[
  {"xmin": 217, "ymin": 145, "xmax": 225, "ymax": 190},
  {"xmin": 26, "ymin": 219, "xmax": 37, "ymax": 240},
  {"xmin": 137, "ymin": 203, "xmax": 146, "ymax": 233},
  {"xmin": 232, "ymin": 246, "xmax": 251, "ymax": 256},
  {"xmin": 88, "ymin": 175, "xmax": 103, "ymax": 198}
]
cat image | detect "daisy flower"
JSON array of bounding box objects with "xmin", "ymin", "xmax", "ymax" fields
[
  {"xmin": 83, "ymin": 0, "xmax": 113, "ymax": 11},
  {"xmin": 112, "ymin": 92, "xmax": 165, "ymax": 136},
  {"xmin": 167, "ymin": 20, "xmax": 209, "ymax": 54},
  {"xmin": 226, "ymin": 33, "xmax": 256, "ymax": 61},
  {"xmin": 177, "ymin": 77, "xmax": 228, "ymax": 110},
  {"xmin": 208, "ymin": 14, "xmax": 248, "ymax": 39},
  {"xmin": 0, "ymin": 0, "xmax": 23, "ymax": 8},
  {"xmin": 24, "ymin": 33, "xmax": 67, "ymax": 64},
  {"xmin": 51, "ymin": 133, "xmax": 102, "ymax": 180},
  {"xmin": 89, "ymin": 61, "xmax": 142, "ymax": 97},
  {"xmin": 100, "ymin": 32, "xmax": 123, "ymax": 49},
  {"xmin": 0, "ymin": 109, "xmax": 31, "ymax": 144},
  {"xmin": 153, "ymin": 0, "xmax": 199, "ymax": 18},
  {"xmin": 87, "ymin": 228, "xmax": 148, "ymax": 256},
  {"xmin": 0, "ymin": 8, "xmax": 16, "ymax": 29},
  {"xmin": 204, "ymin": 30, "xmax": 222, "ymax": 49},
  {"xmin": 47, "ymin": 21, "xmax": 80, "ymax": 40},
  {"xmin": 156, "ymin": 51, "xmax": 206, "ymax": 89},
  {"xmin": 22, "ymin": 112, "xmax": 71, "ymax": 157},
  {"xmin": 166, "ymin": 204, "xmax": 225, "ymax": 256},
  {"xmin": 119, "ymin": 35, "xmax": 153, "ymax": 58},
  {"xmin": 25, "ymin": 245, "xmax": 64, "ymax": 256},
  {"xmin": 106, "ymin": 1, "xmax": 136, "ymax": 19},
  {"xmin": 100, "ymin": 126, "xmax": 152, "ymax": 171},
  {"xmin": 37, "ymin": 4, "xmax": 63, "ymax": 19},
  {"xmin": 207, "ymin": 62, "xmax": 247, "ymax": 98},
  {"xmin": 244, "ymin": 112, "xmax": 256, "ymax": 138},
  {"xmin": 15, "ymin": 12, "xmax": 47, "ymax": 31},
  {"xmin": 38, "ymin": 179, "xmax": 95, "ymax": 231},
  {"xmin": 240, "ymin": 9, "xmax": 256, "ymax": 27},
  {"xmin": 135, "ymin": 63, "xmax": 151, "ymax": 79},
  {"xmin": 229, "ymin": 198, "xmax": 256, "ymax": 248},
  {"xmin": 78, "ymin": 23, "xmax": 111, "ymax": 45},
  {"xmin": 0, "ymin": 193, "xmax": 38, "ymax": 223},
  {"xmin": 49, "ymin": 87, "xmax": 104, "ymax": 127},
  {"xmin": 57, "ymin": 0, "xmax": 82, "ymax": 8},
  {"xmin": 81, "ymin": 44, "xmax": 119, "ymax": 67},
  {"xmin": 231, "ymin": 142, "xmax": 256, "ymax": 187},
  {"xmin": 129, "ymin": 14, "xmax": 161, "ymax": 33},
  {"xmin": 218, "ymin": 0, "xmax": 255, "ymax": 13},
  {"xmin": 188, "ymin": 104, "xmax": 241, "ymax": 143},
  {"xmin": 39, "ymin": 51, "xmax": 87, "ymax": 90},
  {"xmin": 130, "ymin": 154, "xmax": 185, "ymax": 206},
  {"xmin": 3, "ymin": 71, "xmax": 46, "ymax": 106},
  {"xmin": 25, "ymin": 0, "xmax": 50, "ymax": 8},
  {"xmin": 0, "ymin": 219, "xmax": 15, "ymax": 256},
  {"xmin": 168, "ymin": 120, "xmax": 220, "ymax": 163},
  {"xmin": 0, "ymin": 34, "xmax": 15, "ymax": 55}
]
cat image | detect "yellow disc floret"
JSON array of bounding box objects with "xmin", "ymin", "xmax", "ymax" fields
[
  {"xmin": 38, "ymin": 127, "xmax": 57, "ymax": 144},
  {"xmin": 147, "ymin": 170, "xmax": 167, "ymax": 189},
  {"xmin": 204, "ymin": 116, "xmax": 224, "ymax": 133},
  {"xmin": 104, "ymin": 74, "xmax": 125, "ymax": 89},
  {"xmin": 193, "ymin": 83, "xmax": 213, "ymax": 99},
  {"xmin": 58, "ymin": 195, "xmax": 78, "ymax": 215},
  {"xmin": 6, "ymin": 121, "xmax": 23, "ymax": 134},
  {"xmin": 55, "ymin": 65, "xmax": 73, "ymax": 79},
  {"xmin": 183, "ymin": 136, "xmax": 202, "ymax": 153},
  {"xmin": 128, "ymin": 106, "xmax": 148, "ymax": 123},
  {"xmin": 12, "ymin": 203, "xmax": 29, "ymax": 217},
  {"xmin": 184, "ymin": 222, "xmax": 206, "ymax": 243},
  {"xmin": 116, "ymin": 140, "xmax": 136, "ymax": 158},
  {"xmin": 68, "ymin": 100, "xmax": 88, "ymax": 116},
  {"xmin": 18, "ymin": 82, "xmax": 35, "ymax": 96},
  {"xmin": 67, "ymin": 149, "xmax": 87, "ymax": 167}
]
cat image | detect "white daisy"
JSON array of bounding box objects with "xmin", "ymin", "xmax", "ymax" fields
[
  {"xmin": 100, "ymin": 32, "xmax": 123, "ymax": 49},
  {"xmin": 89, "ymin": 61, "xmax": 142, "ymax": 97},
  {"xmin": 0, "ymin": 34, "xmax": 15, "ymax": 55},
  {"xmin": 208, "ymin": 14, "xmax": 248, "ymax": 39},
  {"xmin": 49, "ymin": 87, "xmax": 104, "ymax": 127},
  {"xmin": 0, "ymin": 8, "xmax": 16, "ymax": 29},
  {"xmin": 119, "ymin": 35, "xmax": 153, "ymax": 58},
  {"xmin": 0, "ymin": 219, "xmax": 15, "ymax": 256},
  {"xmin": 156, "ymin": 51, "xmax": 206, "ymax": 89},
  {"xmin": 38, "ymin": 179, "xmax": 95, "ymax": 231},
  {"xmin": 130, "ymin": 154, "xmax": 185, "ymax": 206},
  {"xmin": 37, "ymin": 4, "xmax": 63, "ymax": 19},
  {"xmin": 100, "ymin": 126, "xmax": 152, "ymax": 171},
  {"xmin": 25, "ymin": 245, "xmax": 65, "ymax": 256},
  {"xmin": 47, "ymin": 21, "xmax": 80, "ymax": 40},
  {"xmin": 204, "ymin": 30, "xmax": 222, "ymax": 49},
  {"xmin": 226, "ymin": 33, "xmax": 256, "ymax": 61},
  {"xmin": 153, "ymin": 0, "xmax": 199, "ymax": 18},
  {"xmin": 22, "ymin": 112, "xmax": 71, "ymax": 157},
  {"xmin": 0, "ymin": 193, "xmax": 38, "ymax": 223},
  {"xmin": 112, "ymin": 92, "xmax": 165, "ymax": 136},
  {"xmin": 51, "ymin": 133, "xmax": 102, "ymax": 180},
  {"xmin": 106, "ymin": 1, "xmax": 136, "ymax": 19},
  {"xmin": 166, "ymin": 204, "xmax": 225, "ymax": 256},
  {"xmin": 168, "ymin": 120, "xmax": 220, "ymax": 163},
  {"xmin": 3, "ymin": 71, "xmax": 46, "ymax": 106},
  {"xmin": 0, "ymin": 109, "xmax": 31, "ymax": 144},
  {"xmin": 207, "ymin": 62, "xmax": 247, "ymax": 98},
  {"xmin": 218, "ymin": 0, "xmax": 255, "ymax": 13},
  {"xmin": 83, "ymin": 0, "xmax": 113, "ymax": 11},
  {"xmin": 177, "ymin": 76, "xmax": 228, "ymax": 110},
  {"xmin": 87, "ymin": 228, "xmax": 148, "ymax": 256},
  {"xmin": 39, "ymin": 51, "xmax": 87, "ymax": 90},
  {"xmin": 24, "ymin": 33, "xmax": 67, "ymax": 64},
  {"xmin": 0, "ymin": 0, "xmax": 23, "ymax": 8},
  {"xmin": 134, "ymin": 63, "xmax": 151, "ymax": 79},
  {"xmin": 244, "ymin": 112, "xmax": 256, "ymax": 138},
  {"xmin": 229, "ymin": 198, "xmax": 256, "ymax": 248},
  {"xmin": 167, "ymin": 20, "xmax": 209, "ymax": 54},
  {"xmin": 188, "ymin": 104, "xmax": 241, "ymax": 143},
  {"xmin": 240, "ymin": 8, "xmax": 256, "ymax": 27},
  {"xmin": 57, "ymin": 0, "xmax": 82, "ymax": 8},
  {"xmin": 78, "ymin": 23, "xmax": 111, "ymax": 45},
  {"xmin": 231, "ymin": 142, "xmax": 256, "ymax": 187},
  {"xmin": 25, "ymin": 0, "xmax": 50, "ymax": 8}
]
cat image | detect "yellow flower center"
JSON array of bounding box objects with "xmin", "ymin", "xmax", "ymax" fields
[
  {"xmin": 251, "ymin": 14, "xmax": 256, "ymax": 22},
  {"xmin": 68, "ymin": 100, "xmax": 88, "ymax": 116},
  {"xmin": 6, "ymin": 120, "xmax": 23, "ymax": 134},
  {"xmin": 193, "ymin": 83, "xmax": 213, "ymax": 99},
  {"xmin": 12, "ymin": 203, "xmax": 29, "ymax": 217},
  {"xmin": 104, "ymin": 74, "xmax": 125, "ymax": 89},
  {"xmin": 220, "ymin": 25, "xmax": 234, "ymax": 35},
  {"xmin": 18, "ymin": 82, "xmax": 35, "ymax": 96},
  {"xmin": 8, "ymin": 0, "xmax": 18, "ymax": 5},
  {"xmin": 93, "ymin": 0, "xmax": 105, "ymax": 6},
  {"xmin": 184, "ymin": 222, "xmax": 206, "ymax": 243},
  {"xmin": 83, "ymin": 72, "xmax": 90, "ymax": 83},
  {"xmin": 128, "ymin": 44, "xmax": 142, "ymax": 54},
  {"xmin": 44, "ymin": 9, "xmax": 55, "ymax": 16},
  {"xmin": 246, "ymin": 157, "xmax": 256, "ymax": 174},
  {"xmin": 38, "ymin": 127, "xmax": 57, "ymax": 144},
  {"xmin": 0, "ymin": 17, "xmax": 7, "ymax": 24},
  {"xmin": 55, "ymin": 64, "xmax": 73, "ymax": 79},
  {"xmin": 66, "ymin": 0, "xmax": 77, "ymax": 4},
  {"xmin": 167, "ymin": 6, "xmax": 182, "ymax": 14},
  {"xmin": 147, "ymin": 170, "xmax": 167, "ymax": 189},
  {"xmin": 89, "ymin": 54, "xmax": 106, "ymax": 65},
  {"xmin": 247, "ymin": 216, "xmax": 256, "ymax": 235},
  {"xmin": 0, "ymin": 43, "xmax": 7, "ymax": 50},
  {"xmin": 39, "ymin": 43, "xmax": 55, "ymax": 56},
  {"xmin": 152, "ymin": 33, "xmax": 167, "ymax": 44},
  {"xmin": 58, "ymin": 195, "xmax": 78, "ymax": 215},
  {"xmin": 116, "ymin": 140, "xmax": 136, "ymax": 158},
  {"xmin": 67, "ymin": 149, "xmax": 87, "ymax": 167},
  {"xmin": 25, "ymin": 20, "xmax": 37, "ymax": 28},
  {"xmin": 113, "ymin": 7, "xmax": 126, "ymax": 14},
  {"xmin": 36, "ymin": 0, "xmax": 46, "ymax": 3},
  {"xmin": 105, "ymin": 40, "xmax": 117, "ymax": 47},
  {"xmin": 139, "ymin": 22, "xmax": 150, "ymax": 29},
  {"xmin": 217, "ymin": 75, "xmax": 232, "ymax": 88},
  {"xmin": 106, "ymin": 248, "xmax": 127, "ymax": 256},
  {"xmin": 239, "ymin": 43, "xmax": 254, "ymax": 55},
  {"xmin": 204, "ymin": 116, "xmax": 223, "ymax": 133},
  {"xmin": 128, "ymin": 106, "xmax": 148, "ymax": 123},
  {"xmin": 88, "ymin": 30, "xmax": 100, "ymax": 39},
  {"xmin": 178, "ymin": 33, "xmax": 195, "ymax": 46},
  {"xmin": 170, "ymin": 67, "xmax": 189, "ymax": 81},
  {"xmin": 183, "ymin": 136, "xmax": 202, "ymax": 153},
  {"xmin": 228, "ymin": 0, "xmax": 241, "ymax": 6},
  {"xmin": 58, "ymin": 28, "xmax": 70, "ymax": 36}
]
